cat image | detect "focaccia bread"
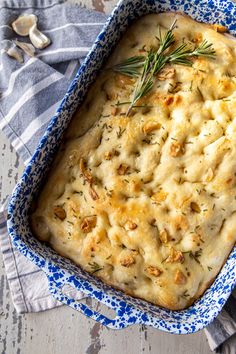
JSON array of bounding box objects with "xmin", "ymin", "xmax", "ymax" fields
[{"xmin": 31, "ymin": 13, "xmax": 236, "ymax": 310}]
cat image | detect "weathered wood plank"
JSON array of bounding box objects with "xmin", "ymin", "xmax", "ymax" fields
[{"xmin": 140, "ymin": 324, "xmax": 212, "ymax": 354}]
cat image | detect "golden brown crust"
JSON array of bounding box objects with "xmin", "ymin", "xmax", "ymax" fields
[{"xmin": 31, "ymin": 12, "xmax": 236, "ymax": 310}]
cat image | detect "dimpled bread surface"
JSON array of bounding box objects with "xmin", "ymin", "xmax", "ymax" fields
[{"xmin": 31, "ymin": 13, "xmax": 236, "ymax": 310}]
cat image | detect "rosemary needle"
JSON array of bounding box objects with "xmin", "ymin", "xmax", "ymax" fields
[
  {"xmin": 169, "ymin": 40, "xmax": 216, "ymax": 66},
  {"xmin": 113, "ymin": 55, "xmax": 145, "ymax": 77},
  {"xmin": 112, "ymin": 20, "xmax": 216, "ymax": 115}
]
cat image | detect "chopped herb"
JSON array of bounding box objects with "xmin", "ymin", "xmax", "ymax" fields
[
  {"xmin": 189, "ymin": 80, "xmax": 193, "ymax": 91},
  {"xmin": 106, "ymin": 190, "xmax": 113, "ymax": 197},
  {"xmin": 168, "ymin": 81, "xmax": 182, "ymax": 93},
  {"xmin": 189, "ymin": 249, "xmax": 202, "ymax": 264},
  {"xmin": 139, "ymin": 44, "xmax": 147, "ymax": 52},
  {"xmin": 180, "ymin": 290, "xmax": 190, "ymax": 299},
  {"xmin": 161, "ymin": 133, "xmax": 168, "ymax": 142},
  {"xmin": 142, "ymin": 138, "xmax": 151, "ymax": 144},
  {"xmin": 207, "ymin": 266, "xmax": 212, "ymax": 271},
  {"xmin": 116, "ymin": 127, "xmax": 126, "ymax": 139},
  {"xmin": 197, "ymin": 86, "xmax": 204, "ymax": 100},
  {"xmin": 175, "ymin": 176, "xmax": 184, "ymax": 184},
  {"xmin": 88, "ymin": 262, "xmax": 103, "ymax": 274},
  {"xmin": 219, "ymin": 219, "xmax": 226, "ymax": 232},
  {"xmin": 100, "ymin": 114, "xmax": 110, "ymax": 118},
  {"xmin": 115, "ymin": 101, "xmax": 131, "ymax": 106},
  {"xmin": 73, "ymin": 191, "xmax": 83, "ymax": 196}
]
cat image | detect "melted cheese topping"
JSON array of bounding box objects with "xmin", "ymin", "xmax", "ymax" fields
[{"xmin": 31, "ymin": 13, "xmax": 236, "ymax": 310}]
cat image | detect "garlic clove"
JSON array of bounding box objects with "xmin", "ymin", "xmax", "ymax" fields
[
  {"xmin": 12, "ymin": 14, "xmax": 37, "ymax": 36},
  {"xmin": 6, "ymin": 45, "xmax": 24, "ymax": 63},
  {"xmin": 14, "ymin": 39, "xmax": 35, "ymax": 57},
  {"xmin": 29, "ymin": 24, "xmax": 51, "ymax": 49}
]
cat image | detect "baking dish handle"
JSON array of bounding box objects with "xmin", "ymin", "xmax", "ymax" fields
[{"xmin": 48, "ymin": 279, "xmax": 142, "ymax": 329}]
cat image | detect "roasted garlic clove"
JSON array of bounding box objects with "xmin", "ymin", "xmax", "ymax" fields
[
  {"xmin": 53, "ymin": 206, "xmax": 66, "ymax": 220},
  {"xmin": 145, "ymin": 265, "xmax": 163, "ymax": 277},
  {"xmin": 12, "ymin": 14, "xmax": 37, "ymax": 36},
  {"xmin": 159, "ymin": 229, "xmax": 170, "ymax": 244},
  {"xmin": 80, "ymin": 216, "xmax": 97, "ymax": 233},
  {"xmin": 165, "ymin": 248, "xmax": 185, "ymax": 264},
  {"xmin": 29, "ymin": 24, "xmax": 51, "ymax": 49},
  {"xmin": 14, "ymin": 39, "xmax": 35, "ymax": 57},
  {"xmin": 124, "ymin": 220, "xmax": 137, "ymax": 231},
  {"xmin": 151, "ymin": 190, "xmax": 168, "ymax": 203},
  {"xmin": 174, "ymin": 269, "xmax": 187, "ymax": 285},
  {"xmin": 120, "ymin": 255, "xmax": 135, "ymax": 267}
]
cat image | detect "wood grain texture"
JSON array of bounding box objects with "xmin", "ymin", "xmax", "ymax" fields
[{"xmin": 0, "ymin": 0, "xmax": 212, "ymax": 352}]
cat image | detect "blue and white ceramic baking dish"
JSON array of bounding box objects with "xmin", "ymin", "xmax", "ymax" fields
[{"xmin": 7, "ymin": 0, "xmax": 236, "ymax": 333}]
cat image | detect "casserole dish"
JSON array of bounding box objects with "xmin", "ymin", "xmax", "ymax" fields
[{"xmin": 8, "ymin": 0, "xmax": 236, "ymax": 333}]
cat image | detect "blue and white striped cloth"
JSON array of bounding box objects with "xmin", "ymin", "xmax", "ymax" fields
[{"xmin": 0, "ymin": 1, "xmax": 235, "ymax": 352}]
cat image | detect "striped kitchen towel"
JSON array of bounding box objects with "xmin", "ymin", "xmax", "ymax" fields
[
  {"xmin": 0, "ymin": 0, "xmax": 106, "ymax": 312},
  {"xmin": 0, "ymin": 1, "xmax": 235, "ymax": 352}
]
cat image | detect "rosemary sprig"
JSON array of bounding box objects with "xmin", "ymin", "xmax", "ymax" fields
[
  {"xmin": 126, "ymin": 21, "xmax": 176, "ymax": 115},
  {"xmin": 112, "ymin": 21, "xmax": 216, "ymax": 115}
]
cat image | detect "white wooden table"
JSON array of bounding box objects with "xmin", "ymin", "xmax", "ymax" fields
[{"xmin": 0, "ymin": 1, "xmax": 212, "ymax": 352}]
